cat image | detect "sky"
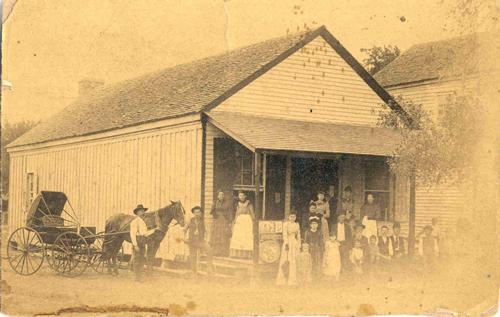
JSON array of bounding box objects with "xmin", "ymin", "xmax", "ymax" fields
[{"xmin": 0, "ymin": 0, "xmax": 483, "ymax": 123}]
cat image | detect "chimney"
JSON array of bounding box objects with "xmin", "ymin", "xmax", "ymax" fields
[{"xmin": 78, "ymin": 79, "xmax": 104, "ymax": 96}]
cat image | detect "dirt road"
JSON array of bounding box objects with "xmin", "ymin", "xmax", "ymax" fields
[{"xmin": 2, "ymin": 255, "xmax": 498, "ymax": 316}]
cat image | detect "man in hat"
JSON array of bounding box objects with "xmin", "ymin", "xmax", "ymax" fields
[
  {"xmin": 390, "ymin": 222, "xmax": 406, "ymax": 259},
  {"xmin": 184, "ymin": 206, "xmax": 214, "ymax": 277},
  {"xmin": 130, "ymin": 204, "xmax": 157, "ymax": 281},
  {"xmin": 339, "ymin": 186, "xmax": 354, "ymax": 220}
]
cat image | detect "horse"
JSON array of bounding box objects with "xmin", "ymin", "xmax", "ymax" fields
[{"xmin": 101, "ymin": 200, "xmax": 186, "ymax": 274}]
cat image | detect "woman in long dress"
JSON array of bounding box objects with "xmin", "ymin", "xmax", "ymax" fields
[
  {"xmin": 229, "ymin": 191, "xmax": 255, "ymax": 259},
  {"xmin": 276, "ymin": 212, "xmax": 301, "ymax": 286},
  {"xmin": 210, "ymin": 190, "xmax": 232, "ymax": 256},
  {"xmin": 360, "ymin": 193, "xmax": 381, "ymax": 241}
]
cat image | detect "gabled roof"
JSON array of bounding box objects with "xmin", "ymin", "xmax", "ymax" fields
[
  {"xmin": 207, "ymin": 111, "xmax": 400, "ymax": 156},
  {"xmin": 9, "ymin": 26, "xmax": 405, "ymax": 148},
  {"xmin": 374, "ymin": 32, "xmax": 495, "ymax": 88}
]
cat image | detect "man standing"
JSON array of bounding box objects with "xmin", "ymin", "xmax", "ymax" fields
[
  {"xmin": 185, "ymin": 206, "xmax": 214, "ymax": 277},
  {"xmin": 339, "ymin": 186, "xmax": 354, "ymax": 220},
  {"xmin": 130, "ymin": 204, "xmax": 157, "ymax": 282},
  {"xmin": 327, "ymin": 185, "xmax": 339, "ymax": 233},
  {"xmin": 332, "ymin": 214, "xmax": 352, "ymax": 273},
  {"xmin": 378, "ymin": 225, "xmax": 394, "ymax": 266},
  {"xmin": 391, "ymin": 222, "xmax": 406, "ymax": 259}
]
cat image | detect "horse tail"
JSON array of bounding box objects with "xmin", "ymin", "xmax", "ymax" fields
[{"xmin": 102, "ymin": 216, "xmax": 118, "ymax": 260}]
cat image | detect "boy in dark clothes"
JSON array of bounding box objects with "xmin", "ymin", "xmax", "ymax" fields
[
  {"xmin": 304, "ymin": 218, "xmax": 324, "ymax": 281},
  {"xmin": 185, "ymin": 206, "xmax": 214, "ymax": 276}
]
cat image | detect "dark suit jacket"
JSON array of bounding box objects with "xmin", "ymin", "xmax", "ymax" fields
[{"xmin": 391, "ymin": 235, "xmax": 406, "ymax": 256}]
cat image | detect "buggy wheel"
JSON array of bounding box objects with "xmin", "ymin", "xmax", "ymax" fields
[
  {"xmin": 90, "ymin": 233, "xmax": 107, "ymax": 274},
  {"xmin": 7, "ymin": 227, "xmax": 45, "ymax": 275},
  {"xmin": 51, "ymin": 232, "xmax": 90, "ymax": 277}
]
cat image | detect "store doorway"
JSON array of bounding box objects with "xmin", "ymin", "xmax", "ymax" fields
[{"xmin": 291, "ymin": 157, "xmax": 339, "ymax": 224}]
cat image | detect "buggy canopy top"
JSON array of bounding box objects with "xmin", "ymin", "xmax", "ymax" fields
[{"xmin": 26, "ymin": 191, "xmax": 74, "ymax": 227}]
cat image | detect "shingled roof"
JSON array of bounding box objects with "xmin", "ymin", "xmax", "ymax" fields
[
  {"xmin": 9, "ymin": 26, "xmax": 403, "ymax": 148},
  {"xmin": 374, "ymin": 32, "xmax": 493, "ymax": 88}
]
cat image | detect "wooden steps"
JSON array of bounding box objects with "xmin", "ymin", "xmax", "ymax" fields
[{"xmin": 160, "ymin": 256, "xmax": 254, "ymax": 279}]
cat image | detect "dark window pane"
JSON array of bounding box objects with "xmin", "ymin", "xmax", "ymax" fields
[
  {"xmin": 365, "ymin": 160, "xmax": 390, "ymax": 190},
  {"xmin": 242, "ymin": 172, "xmax": 253, "ymax": 185}
]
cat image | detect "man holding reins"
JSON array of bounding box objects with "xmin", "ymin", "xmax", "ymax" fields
[{"xmin": 130, "ymin": 204, "xmax": 157, "ymax": 282}]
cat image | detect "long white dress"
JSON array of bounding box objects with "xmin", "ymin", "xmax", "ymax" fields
[
  {"xmin": 229, "ymin": 200, "xmax": 254, "ymax": 258},
  {"xmin": 322, "ymin": 239, "xmax": 341, "ymax": 280},
  {"xmin": 276, "ymin": 221, "xmax": 301, "ymax": 286}
]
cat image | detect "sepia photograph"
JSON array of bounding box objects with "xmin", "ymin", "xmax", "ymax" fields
[{"xmin": 1, "ymin": 0, "xmax": 499, "ymax": 316}]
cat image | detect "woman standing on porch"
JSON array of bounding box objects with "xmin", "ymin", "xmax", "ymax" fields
[
  {"xmin": 210, "ymin": 190, "xmax": 232, "ymax": 256},
  {"xmin": 229, "ymin": 191, "xmax": 255, "ymax": 259}
]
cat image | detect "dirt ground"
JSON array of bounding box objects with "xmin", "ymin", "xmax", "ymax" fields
[
  {"xmin": 1, "ymin": 223, "xmax": 498, "ymax": 316},
  {"xmin": 2, "ymin": 257, "xmax": 498, "ymax": 316}
]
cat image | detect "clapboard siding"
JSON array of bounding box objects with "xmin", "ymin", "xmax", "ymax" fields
[
  {"xmin": 385, "ymin": 78, "xmax": 475, "ymax": 233},
  {"xmin": 8, "ymin": 120, "xmax": 203, "ymax": 247},
  {"xmin": 386, "ymin": 78, "xmax": 478, "ymax": 119},
  {"xmin": 214, "ymin": 37, "xmax": 387, "ymax": 126},
  {"xmin": 415, "ymin": 184, "xmax": 469, "ymax": 232}
]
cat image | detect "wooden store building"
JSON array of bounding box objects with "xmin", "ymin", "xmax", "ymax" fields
[{"xmin": 7, "ymin": 26, "xmax": 413, "ymax": 264}]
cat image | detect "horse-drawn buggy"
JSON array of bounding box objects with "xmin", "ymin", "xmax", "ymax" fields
[{"xmin": 7, "ymin": 191, "xmax": 185, "ymax": 278}]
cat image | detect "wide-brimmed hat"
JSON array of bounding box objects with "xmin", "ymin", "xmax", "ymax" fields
[{"xmin": 133, "ymin": 204, "xmax": 148, "ymax": 215}]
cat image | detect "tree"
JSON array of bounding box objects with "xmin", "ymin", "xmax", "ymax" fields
[
  {"xmin": 376, "ymin": 94, "xmax": 486, "ymax": 188},
  {"xmin": 1, "ymin": 120, "xmax": 38, "ymax": 211},
  {"xmin": 360, "ymin": 45, "xmax": 400, "ymax": 75}
]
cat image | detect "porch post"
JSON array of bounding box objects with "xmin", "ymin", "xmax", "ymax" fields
[
  {"xmin": 408, "ymin": 169, "xmax": 416, "ymax": 257},
  {"xmin": 253, "ymin": 150, "xmax": 262, "ymax": 266},
  {"xmin": 284, "ymin": 155, "xmax": 292, "ymax": 216}
]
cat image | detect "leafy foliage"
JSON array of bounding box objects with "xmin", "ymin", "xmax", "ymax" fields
[
  {"xmin": 1, "ymin": 120, "xmax": 38, "ymax": 209},
  {"xmin": 360, "ymin": 45, "xmax": 401, "ymax": 75},
  {"xmin": 377, "ymin": 94, "xmax": 485, "ymax": 187}
]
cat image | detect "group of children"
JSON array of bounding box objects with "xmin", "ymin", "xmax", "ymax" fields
[{"xmin": 276, "ymin": 206, "xmax": 443, "ymax": 286}]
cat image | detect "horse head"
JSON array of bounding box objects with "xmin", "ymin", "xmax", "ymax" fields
[{"xmin": 170, "ymin": 200, "xmax": 185, "ymax": 227}]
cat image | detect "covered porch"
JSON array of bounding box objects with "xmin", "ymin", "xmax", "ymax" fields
[{"xmin": 204, "ymin": 111, "xmax": 413, "ymax": 265}]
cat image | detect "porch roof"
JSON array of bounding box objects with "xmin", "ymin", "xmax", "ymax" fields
[{"xmin": 206, "ymin": 111, "xmax": 401, "ymax": 156}]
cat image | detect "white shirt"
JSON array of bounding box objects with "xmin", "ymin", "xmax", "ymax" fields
[
  {"xmin": 130, "ymin": 216, "xmax": 155, "ymax": 246},
  {"xmin": 337, "ymin": 223, "xmax": 346, "ymax": 242}
]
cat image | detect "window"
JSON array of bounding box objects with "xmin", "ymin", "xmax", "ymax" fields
[
  {"xmin": 26, "ymin": 173, "xmax": 38, "ymax": 207},
  {"xmin": 235, "ymin": 146, "xmax": 254, "ymax": 186},
  {"xmin": 363, "ymin": 160, "xmax": 392, "ymax": 220}
]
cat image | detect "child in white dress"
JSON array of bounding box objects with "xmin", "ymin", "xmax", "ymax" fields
[{"xmin": 322, "ymin": 235, "xmax": 341, "ymax": 281}]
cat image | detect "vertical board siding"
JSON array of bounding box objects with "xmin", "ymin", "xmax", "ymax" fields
[
  {"xmin": 8, "ymin": 121, "xmax": 203, "ymax": 257},
  {"xmin": 204, "ymin": 123, "xmax": 228, "ymax": 212},
  {"xmin": 214, "ymin": 37, "xmax": 387, "ymax": 126}
]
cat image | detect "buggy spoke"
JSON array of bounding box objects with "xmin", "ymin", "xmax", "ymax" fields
[
  {"xmin": 19, "ymin": 255, "xmax": 27, "ymax": 274},
  {"xmin": 13, "ymin": 254, "xmax": 25, "ymax": 271},
  {"xmin": 25, "ymin": 255, "xmax": 35, "ymax": 273}
]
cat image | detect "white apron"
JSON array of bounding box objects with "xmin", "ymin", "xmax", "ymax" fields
[{"xmin": 230, "ymin": 214, "xmax": 254, "ymax": 251}]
